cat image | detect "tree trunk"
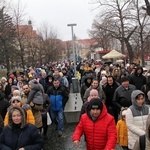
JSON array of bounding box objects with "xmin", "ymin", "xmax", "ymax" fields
[
  {"xmin": 124, "ymin": 38, "xmax": 134, "ymax": 63},
  {"xmin": 20, "ymin": 46, "xmax": 25, "ymax": 70},
  {"xmin": 3, "ymin": 40, "xmax": 10, "ymax": 72}
]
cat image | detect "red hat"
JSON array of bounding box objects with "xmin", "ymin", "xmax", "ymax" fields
[{"xmin": 9, "ymin": 74, "xmax": 15, "ymax": 79}]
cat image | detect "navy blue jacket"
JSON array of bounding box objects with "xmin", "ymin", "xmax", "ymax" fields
[
  {"xmin": 0, "ymin": 123, "xmax": 43, "ymax": 150},
  {"xmin": 47, "ymin": 85, "xmax": 69, "ymax": 110}
]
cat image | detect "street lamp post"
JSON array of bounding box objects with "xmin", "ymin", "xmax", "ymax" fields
[{"xmin": 67, "ymin": 23, "xmax": 77, "ymax": 77}]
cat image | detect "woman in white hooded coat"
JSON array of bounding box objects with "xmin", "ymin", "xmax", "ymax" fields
[{"xmin": 126, "ymin": 90, "xmax": 150, "ymax": 149}]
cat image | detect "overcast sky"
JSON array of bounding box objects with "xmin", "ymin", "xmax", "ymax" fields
[{"xmin": 12, "ymin": 0, "xmax": 98, "ymax": 41}]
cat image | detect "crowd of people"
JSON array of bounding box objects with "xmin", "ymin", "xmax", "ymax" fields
[{"xmin": 0, "ymin": 60, "xmax": 150, "ymax": 149}]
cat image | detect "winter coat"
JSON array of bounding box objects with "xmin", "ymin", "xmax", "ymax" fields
[
  {"xmin": 129, "ymin": 66, "xmax": 146, "ymax": 90},
  {"xmin": 45, "ymin": 73, "xmax": 54, "ymax": 92},
  {"xmin": 116, "ymin": 119, "xmax": 128, "ymax": 146},
  {"xmin": 141, "ymin": 76, "xmax": 150, "ymax": 104},
  {"xmin": 0, "ymin": 123, "xmax": 43, "ymax": 150},
  {"xmin": 145, "ymin": 114, "xmax": 150, "ymax": 149},
  {"xmin": 83, "ymin": 86, "xmax": 106, "ymax": 103},
  {"xmin": 27, "ymin": 84, "xmax": 44, "ymax": 105},
  {"xmin": 133, "ymin": 114, "xmax": 150, "ymax": 150},
  {"xmin": 72, "ymin": 103, "xmax": 117, "ymax": 150},
  {"xmin": 39, "ymin": 77, "xmax": 46, "ymax": 91},
  {"xmin": 112, "ymin": 84, "xmax": 136, "ymax": 111},
  {"xmin": 103, "ymin": 81, "xmax": 119, "ymax": 107},
  {"xmin": 80, "ymin": 75, "xmax": 93, "ymax": 100},
  {"xmin": 4, "ymin": 104, "xmax": 35, "ymax": 126},
  {"xmin": 41, "ymin": 93, "xmax": 50, "ymax": 118},
  {"xmin": 126, "ymin": 90, "xmax": 150, "ymax": 149},
  {"xmin": 47, "ymin": 85, "xmax": 69, "ymax": 111},
  {"xmin": 80, "ymin": 101, "xmax": 89, "ymax": 119},
  {"xmin": 31, "ymin": 104, "xmax": 43, "ymax": 128},
  {"xmin": 0, "ymin": 93, "xmax": 10, "ymax": 119},
  {"xmin": 62, "ymin": 71, "xmax": 72, "ymax": 85}
]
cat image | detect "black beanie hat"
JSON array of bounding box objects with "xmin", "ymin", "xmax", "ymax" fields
[
  {"xmin": 88, "ymin": 98, "xmax": 103, "ymax": 110},
  {"xmin": 121, "ymin": 76, "xmax": 129, "ymax": 83}
]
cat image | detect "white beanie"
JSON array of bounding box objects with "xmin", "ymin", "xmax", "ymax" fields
[
  {"xmin": 1, "ymin": 77, "xmax": 7, "ymax": 81},
  {"xmin": 101, "ymin": 70, "xmax": 106, "ymax": 75},
  {"xmin": 102, "ymin": 76, "xmax": 107, "ymax": 81},
  {"xmin": 11, "ymin": 96, "xmax": 22, "ymax": 103}
]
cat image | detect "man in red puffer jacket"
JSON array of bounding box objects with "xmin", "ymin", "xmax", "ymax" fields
[{"xmin": 72, "ymin": 98, "xmax": 117, "ymax": 150}]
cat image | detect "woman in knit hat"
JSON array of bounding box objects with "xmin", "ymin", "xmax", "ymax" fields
[
  {"xmin": 4, "ymin": 96, "xmax": 35, "ymax": 126},
  {"xmin": 1, "ymin": 77, "xmax": 7, "ymax": 91},
  {"xmin": 72, "ymin": 98, "xmax": 117, "ymax": 149}
]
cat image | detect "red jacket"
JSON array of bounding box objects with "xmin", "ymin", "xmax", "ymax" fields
[{"xmin": 72, "ymin": 103, "xmax": 117, "ymax": 150}]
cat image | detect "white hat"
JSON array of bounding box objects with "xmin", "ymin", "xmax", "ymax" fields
[
  {"xmin": 101, "ymin": 70, "xmax": 106, "ymax": 75},
  {"xmin": 1, "ymin": 77, "xmax": 7, "ymax": 81},
  {"xmin": 11, "ymin": 96, "xmax": 22, "ymax": 103}
]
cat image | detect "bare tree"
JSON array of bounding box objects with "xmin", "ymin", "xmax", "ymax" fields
[
  {"xmin": 37, "ymin": 22, "xmax": 62, "ymax": 63},
  {"xmin": 10, "ymin": 0, "xmax": 27, "ymax": 70},
  {"xmin": 143, "ymin": 0, "xmax": 150, "ymax": 15},
  {"xmin": 89, "ymin": 0, "xmax": 140, "ymax": 63},
  {"xmin": 130, "ymin": 0, "xmax": 150, "ymax": 65},
  {"xmin": 89, "ymin": 20, "xmax": 118, "ymax": 50}
]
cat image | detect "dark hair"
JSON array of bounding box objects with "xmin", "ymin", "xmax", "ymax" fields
[
  {"xmin": 120, "ymin": 76, "xmax": 129, "ymax": 83},
  {"xmin": 135, "ymin": 94, "xmax": 144, "ymax": 100},
  {"xmin": 107, "ymin": 75, "xmax": 115, "ymax": 81},
  {"xmin": 53, "ymin": 78, "xmax": 60, "ymax": 82},
  {"xmin": 92, "ymin": 78, "xmax": 98, "ymax": 83}
]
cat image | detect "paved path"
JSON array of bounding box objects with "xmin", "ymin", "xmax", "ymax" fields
[
  {"xmin": 43, "ymin": 123, "xmax": 122, "ymax": 150},
  {"xmin": 43, "ymin": 123, "xmax": 86, "ymax": 150}
]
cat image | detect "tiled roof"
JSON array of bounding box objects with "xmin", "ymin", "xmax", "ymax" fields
[
  {"xmin": 62, "ymin": 38, "xmax": 97, "ymax": 49},
  {"xmin": 16, "ymin": 25, "xmax": 40, "ymax": 39}
]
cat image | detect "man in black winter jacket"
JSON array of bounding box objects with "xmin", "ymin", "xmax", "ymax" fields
[
  {"xmin": 112, "ymin": 77, "xmax": 136, "ymax": 114},
  {"xmin": 129, "ymin": 66, "xmax": 146, "ymax": 90}
]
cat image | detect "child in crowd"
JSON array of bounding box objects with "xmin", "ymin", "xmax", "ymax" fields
[
  {"xmin": 26, "ymin": 79, "xmax": 44, "ymax": 105},
  {"xmin": 80, "ymin": 89, "xmax": 99, "ymax": 118},
  {"xmin": 116, "ymin": 108, "xmax": 128, "ymax": 150}
]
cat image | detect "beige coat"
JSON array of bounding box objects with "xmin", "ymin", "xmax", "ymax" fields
[{"xmin": 32, "ymin": 104, "xmax": 43, "ymax": 128}]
